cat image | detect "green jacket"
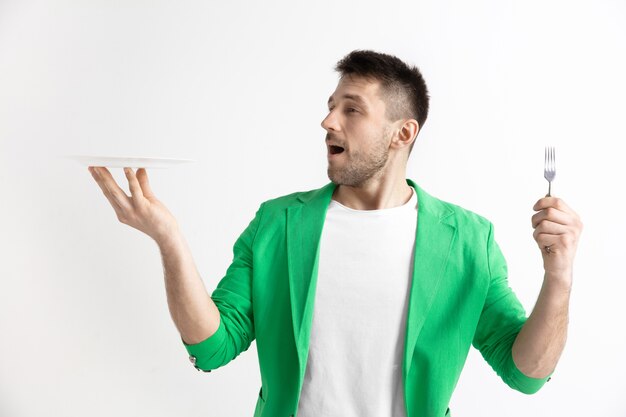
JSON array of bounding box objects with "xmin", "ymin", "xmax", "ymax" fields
[{"xmin": 184, "ymin": 179, "xmax": 550, "ymax": 417}]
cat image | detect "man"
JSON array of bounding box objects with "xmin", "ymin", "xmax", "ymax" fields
[{"xmin": 88, "ymin": 50, "xmax": 583, "ymax": 417}]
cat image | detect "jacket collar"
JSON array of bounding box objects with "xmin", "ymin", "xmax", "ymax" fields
[{"xmin": 294, "ymin": 179, "xmax": 454, "ymax": 220}]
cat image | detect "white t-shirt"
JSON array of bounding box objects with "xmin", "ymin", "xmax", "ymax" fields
[{"xmin": 297, "ymin": 187, "xmax": 418, "ymax": 417}]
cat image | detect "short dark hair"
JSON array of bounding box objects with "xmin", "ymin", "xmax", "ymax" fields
[{"xmin": 335, "ymin": 50, "xmax": 429, "ymax": 152}]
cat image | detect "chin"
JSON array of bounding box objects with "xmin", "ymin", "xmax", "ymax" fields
[
  {"xmin": 327, "ymin": 172, "xmax": 358, "ymax": 187},
  {"xmin": 327, "ymin": 170, "xmax": 343, "ymax": 186},
  {"xmin": 327, "ymin": 170, "xmax": 338, "ymax": 184}
]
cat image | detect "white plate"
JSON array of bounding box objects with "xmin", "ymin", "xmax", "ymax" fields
[{"xmin": 64, "ymin": 155, "xmax": 196, "ymax": 169}]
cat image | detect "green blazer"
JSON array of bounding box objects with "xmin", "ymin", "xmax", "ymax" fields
[{"xmin": 184, "ymin": 179, "xmax": 550, "ymax": 417}]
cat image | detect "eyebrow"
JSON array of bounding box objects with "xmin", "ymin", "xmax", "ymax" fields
[{"xmin": 327, "ymin": 94, "xmax": 368, "ymax": 107}]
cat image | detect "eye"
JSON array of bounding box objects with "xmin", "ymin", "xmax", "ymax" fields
[{"xmin": 346, "ymin": 108, "xmax": 358, "ymax": 113}]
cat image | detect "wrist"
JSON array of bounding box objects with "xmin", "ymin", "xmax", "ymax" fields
[
  {"xmin": 154, "ymin": 225, "xmax": 184, "ymax": 250},
  {"xmin": 543, "ymin": 270, "xmax": 573, "ymax": 292}
]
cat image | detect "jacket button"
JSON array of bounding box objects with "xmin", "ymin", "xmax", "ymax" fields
[{"xmin": 189, "ymin": 355, "xmax": 197, "ymax": 365}]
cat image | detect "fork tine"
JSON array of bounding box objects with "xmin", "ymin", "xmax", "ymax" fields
[
  {"xmin": 544, "ymin": 146, "xmax": 556, "ymax": 197},
  {"xmin": 547, "ymin": 146, "xmax": 553, "ymax": 172},
  {"xmin": 546, "ymin": 146, "xmax": 555, "ymax": 173}
]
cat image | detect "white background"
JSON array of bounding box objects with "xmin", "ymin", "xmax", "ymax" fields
[{"xmin": 1, "ymin": 0, "xmax": 625, "ymax": 416}]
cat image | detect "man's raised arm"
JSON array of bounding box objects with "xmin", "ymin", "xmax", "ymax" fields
[
  {"xmin": 88, "ymin": 166, "xmax": 219, "ymax": 344},
  {"xmin": 512, "ymin": 196, "xmax": 583, "ymax": 378}
]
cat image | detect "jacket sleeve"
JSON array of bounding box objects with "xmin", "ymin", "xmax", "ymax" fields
[
  {"xmin": 182, "ymin": 202, "xmax": 265, "ymax": 372},
  {"xmin": 472, "ymin": 222, "xmax": 552, "ymax": 394}
]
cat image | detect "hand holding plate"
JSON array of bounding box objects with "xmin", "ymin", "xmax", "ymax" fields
[{"xmin": 88, "ymin": 166, "xmax": 180, "ymax": 244}]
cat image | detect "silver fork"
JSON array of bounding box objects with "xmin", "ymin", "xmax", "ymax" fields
[{"xmin": 544, "ymin": 146, "xmax": 556, "ymax": 197}]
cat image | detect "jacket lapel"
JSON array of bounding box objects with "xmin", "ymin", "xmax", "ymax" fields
[
  {"xmin": 403, "ymin": 179, "xmax": 457, "ymax": 380},
  {"xmin": 286, "ymin": 182, "xmax": 336, "ymax": 372}
]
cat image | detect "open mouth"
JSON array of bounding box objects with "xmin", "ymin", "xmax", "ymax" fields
[{"xmin": 329, "ymin": 145, "xmax": 345, "ymax": 155}]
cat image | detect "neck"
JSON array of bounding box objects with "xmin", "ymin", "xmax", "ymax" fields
[{"xmin": 332, "ymin": 170, "xmax": 414, "ymax": 210}]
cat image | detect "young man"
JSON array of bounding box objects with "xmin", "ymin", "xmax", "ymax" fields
[{"xmin": 88, "ymin": 50, "xmax": 582, "ymax": 417}]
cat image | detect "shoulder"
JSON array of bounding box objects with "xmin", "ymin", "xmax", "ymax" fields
[
  {"xmin": 417, "ymin": 187, "xmax": 502, "ymax": 267},
  {"xmin": 412, "ymin": 181, "xmax": 492, "ymax": 229},
  {"xmin": 441, "ymin": 198, "xmax": 492, "ymax": 229},
  {"xmin": 443, "ymin": 198, "xmax": 495, "ymax": 246}
]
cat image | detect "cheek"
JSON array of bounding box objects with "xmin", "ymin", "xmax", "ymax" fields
[{"xmin": 345, "ymin": 119, "xmax": 374, "ymax": 136}]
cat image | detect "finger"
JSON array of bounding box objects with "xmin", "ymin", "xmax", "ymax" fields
[
  {"xmin": 531, "ymin": 207, "xmax": 574, "ymax": 228},
  {"xmin": 136, "ymin": 168, "xmax": 155, "ymax": 198},
  {"xmin": 534, "ymin": 233, "xmax": 560, "ymax": 253},
  {"xmin": 533, "ymin": 231, "xmax": 578, "ymax": 254},
  {"xmin": 92, "ymin": 167, "xmax": 132, "ymax": 211},
  {"xmin": 124, "ymin": 167, "xmax": 144, "ymax": 199},
  {"xmin": 89, "ymin": 166, "xmax": 122, "ymax": 210},
  {"xmin": 533, "ymin": 197, "xmax": 576, "ymax": 215},
  {"xmin": 532, "ymin": 220, "xmax": 569, "ymax": 239}
]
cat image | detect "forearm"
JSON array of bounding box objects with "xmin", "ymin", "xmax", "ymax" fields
[
  {"xmin": 512, "ymin": 271, "xmax": 572, "ymax": 378},
  {"xmin": 157, "ymin": 230, "xmax": 220, "ymax": 345}
]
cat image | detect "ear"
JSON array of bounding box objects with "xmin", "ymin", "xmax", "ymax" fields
[{"xmin": 393, "ymin": 119, "xmax": 419, "ymax": 151}]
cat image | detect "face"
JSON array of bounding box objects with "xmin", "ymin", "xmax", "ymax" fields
[{"xmin": 322, "ymin": 75, "xmax": 394, "ymax": 187}]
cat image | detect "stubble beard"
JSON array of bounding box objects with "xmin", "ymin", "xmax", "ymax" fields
[{"xmin": 327, "ymin": 132, "xmax": 390, "ymax": 187}]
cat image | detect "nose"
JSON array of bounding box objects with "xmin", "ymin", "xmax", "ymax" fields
[{"xmin": 321, "ymin": 109, "xmax": 339, "ymax": 132}]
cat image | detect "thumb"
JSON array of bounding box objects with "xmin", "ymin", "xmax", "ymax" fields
[{"xmin": 136, "ymin": 168, "xmax": 155, "ymax": 198}]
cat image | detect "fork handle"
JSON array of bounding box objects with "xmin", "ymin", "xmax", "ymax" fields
[{"xmin": 546, "ymin": 182, "xmax": 552, "ymax": 197}]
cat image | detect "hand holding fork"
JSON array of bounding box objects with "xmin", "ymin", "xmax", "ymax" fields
[{"xmin": 531, "ymin": 146, "xmax": 583, "ymax": 283}]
